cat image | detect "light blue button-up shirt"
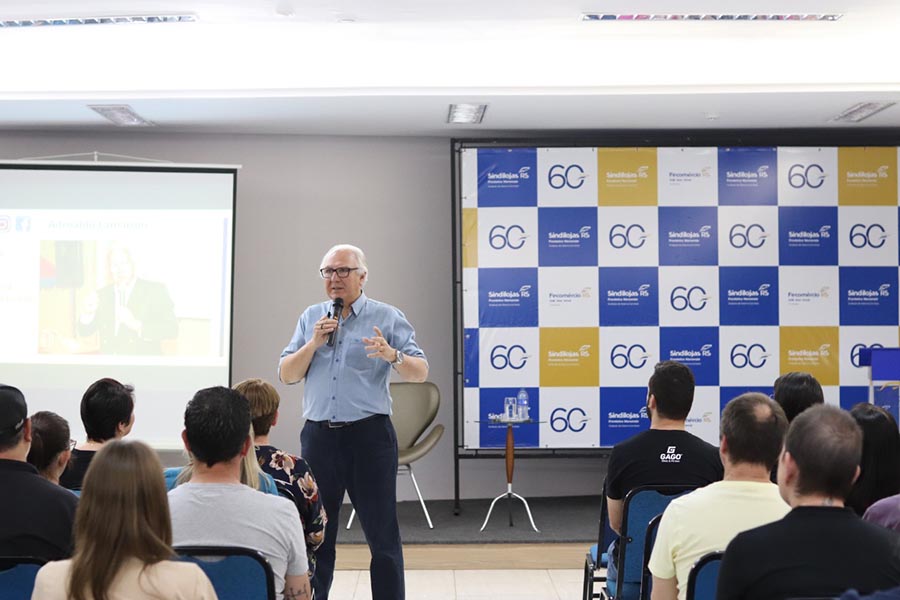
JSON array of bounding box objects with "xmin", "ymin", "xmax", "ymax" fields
[{"xmin": 279, "ymin": 292, "xmax": 427, "ymax": 422}]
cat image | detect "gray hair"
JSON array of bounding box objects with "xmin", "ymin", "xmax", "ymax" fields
[{"xmin": 320, "ymin": 244, "xmax": 369, "ymax": 280}]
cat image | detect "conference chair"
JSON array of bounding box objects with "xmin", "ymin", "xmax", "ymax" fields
[
  {"xmin": 685, "ymin": 550, "xmax": 724, "ymax": 600},
  {"xmin": 347, "ymin": 381, "xmax": 444, "ymax": 529},
  {"xmin": 583, "ymin": 479, "xmax": 619, "ymax": 600},
  {"xmin": 0, "ymin": 556, "xmax": 46, "ymax": 600},
  {"xmin": 639, "ymin": 513, "xmax": 664, "ymax": 600},
  {"xmin": 603, "ymin": 485, "xmax": 696, "ymax": 600},
  {"xmin": 175, "ymin": 546, "xmax": 277, "ymax": 600}
]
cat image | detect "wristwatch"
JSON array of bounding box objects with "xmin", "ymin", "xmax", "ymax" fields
[{"xmin": 391, "ymin": 350, "xmax": 404, "ymax": 366}]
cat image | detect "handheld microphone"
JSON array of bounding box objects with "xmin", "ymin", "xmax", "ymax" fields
[{"xmin": 327, "ymin": 298, "xmax": 344, "ymax": 347}]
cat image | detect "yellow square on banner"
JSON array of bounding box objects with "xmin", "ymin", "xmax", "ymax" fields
[
  {"xmin": 540, "ymin": 327, "xmax": 600, "ymax": 387},
  {"xmin": 779, "ymin": 326, "xmax": 840, "ymax": 386},
  {"xmin": 462, "ymin": 208, "xmax": 478, "ymax": 268},
  {"xmin": 597, "ymin": 148, "xmax": 658, "ymax": 206},
  {"xmin": 837, "ymin": 147, "xmax": 898, "ymax": 205}
]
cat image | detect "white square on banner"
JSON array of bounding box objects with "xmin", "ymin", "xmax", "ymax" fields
[
  {"xmin": 657, "ymin": 148, "xmax": 719, "ymax": 206},
  {"xmin": 462, "ymin": 268, "xmax": 479, "ymax": 329},
  {"xmin": 839, "ymin": 326, "xmax": 900, "ymax": 387},
  {"xmin": 777, "ymin": 147, "xmax": 838, "ymax": 206},
  {"xmin": 538, "ymin": 267, "xmax": 599, "ymax": 327},
  {"xmin": 461, "ymin": 148, "xmax": 479, "ymax": 208},
  {"xmin": 717, "ymin": 206, "xmax": 779, "ymax": 266},
  {"xmin": 718, "ymin": 326, "xmax": 780, "ymax": 387},
  {"xmin": 823, "ymin": 386, "xmax": 841, "ymax": 408},
  {"xmin": 685, "ymin": 387, "xmax": 720, "ymax": 446},
  {"xmin": 599, "ymin": 326, "xmax": 659, "ymax": 387},
  {"xmin": 838, "ymin": 207, "xmax": 899, "ymax": 267},
  {"xmin": 477, "ymin": 327, "xmax": 540, "ymax": 388},
  {"xmin": 597, "ymin": 206, "xmax": 659, "ymax": 266},
  {"xmin": 537, "ymin": 147, "xmax": 599, "ymax": 207},
  {"xmin": 779, "ymin": 266, "xmax": 840, "ymax": 326},
  {"xmin": 463, "ymin": 388, "xmax": 481, "ymax": 449},
  {"xmin": 477, "ymin": 207, "xmax": 538, "ymax": 268},
  {"xmin": 658, "ymin": 266, "xmax": 720, "ymax": 327},
  {"xmin": 539, "ymin": 387, "xmax": 600, "ymax": 448}
]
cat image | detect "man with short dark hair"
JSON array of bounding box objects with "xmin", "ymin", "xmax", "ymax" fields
[
  {"xmin": 168, "ymin": 386, "xmax": 311, "ymax": 600},
  {"xmin": 0, "ymin": 384, "xmax": 77, "ymax": 560},
  {"xmin": 772, "ymin": 371, "xmax": 824, "ymax": 422},
  {"xmin": 605, "ymin": 361, "xmax": 724, "ymax": 585},
  {"xmin": 717, "ymin": 405, "xmax": 900, "ymax": 600},
  {"xmin": 60, "ymin": 377, "xmax": 135, "ymax": 490},
  {"xmin": 648, "ymin": 393, "xmax": 790, "ymax": 600}
]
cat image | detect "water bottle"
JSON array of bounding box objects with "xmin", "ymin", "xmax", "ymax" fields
[
  {"xmin": 504, "ymin": 396, "xmax": 516, "ymax": 420},
  {"xmin": 516, "ymin": 389, "xmax": 530, "ymax": 421}
]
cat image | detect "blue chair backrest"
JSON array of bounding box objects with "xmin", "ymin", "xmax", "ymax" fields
[
  {"xmin": 0, "ymin": 557, "xmax": 46, "ymax": 600},
  {"xmin": 176, "ymin": 546, "xmax": 276, "ymax": 600},
  {"xmin": 617, "ymin": 486, "xmax": 695, "ymax": 593},
  {"xmin": 639, "ymin": 513, "xmax": 664, "ymax": 600},
  {"xmin": 686, "ymin": 551, "xmax": 724, "ymax": 600}
]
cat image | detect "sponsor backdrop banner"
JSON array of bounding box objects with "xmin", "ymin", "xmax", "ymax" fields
[{"xmin": 461, "ymin": 146, "xmax": 900, "ymax": 448}]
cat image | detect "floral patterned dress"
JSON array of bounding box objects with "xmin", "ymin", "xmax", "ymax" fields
[{"xmin": 255, "ymin": 444, "xmax": 327, "ymax": 576}]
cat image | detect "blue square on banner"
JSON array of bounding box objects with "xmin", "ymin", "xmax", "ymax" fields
[
  {"xmin": 719, "ymin": 267, "xmax": 779, "ymax": 325},
  {"xmin": 477, "ymin": 148, "xmax": 537, "ymax": 207},
  {"xmin": 658, "ymin": 207, "xmax": 718, "ymax": 265},
  {"xmin": 600, "ymin": 387, "xmax": 650, "ymax": 446},
  {"xmin": 840, "ymin": 387, "xmax": 869, "ymax": 411},
  {"xmin": 720, "ymin": 387, "xmax": 773, "ymax": 412},
  {"xmin": 463, "ymin": 329, "xmax": 479, "ymax": 388},
  {"xmin": 778, "ymin": 207, "xmax": 838, "ymax": 265},
  {"xmin": 538, "ymin": 207, "xmax": 598, "ymax": 266},
  {"xmin": 660, "ymin": 327, "xmax": 719, "ymax": 385},
  {"xmin": 479, "ymin": 388, "xmax": 539, "ymax": 448},
  {"xmin": 478, "ymin": 268, "xmax": 538, "ymax": 327},
  {"xmin": 839, "ymin": 267, "xmax": 899, "ymax": 326},
  {"xmin": 718, "ymin": 147, "xmax": 777, "ymax": 205},
  {"xmin": 874, "ymin": 386, "xmax": 900, "ymax": 424},
  {"xmin": 599, "ymin": 267, "xmax": 659, "ymax": 326}
]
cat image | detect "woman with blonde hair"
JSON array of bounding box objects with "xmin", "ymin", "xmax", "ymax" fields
[{"xmin": 32, "ymin": 439, "xmax": 217, "ymax": 600}]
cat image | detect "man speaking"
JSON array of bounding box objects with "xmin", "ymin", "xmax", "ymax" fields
[{"xmin": 279, "ymin": 244, "xmax": 428, "ymax": 600}]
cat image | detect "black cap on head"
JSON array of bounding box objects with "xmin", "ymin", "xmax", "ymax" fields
[{"xmin": 0, "ymin": 385, "xmax": 27, "ymax": 438}]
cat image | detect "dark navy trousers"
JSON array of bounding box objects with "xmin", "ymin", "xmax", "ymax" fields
[{"xmin": 301, "ymin": 415, "xmax": 404, "ymax": 600}]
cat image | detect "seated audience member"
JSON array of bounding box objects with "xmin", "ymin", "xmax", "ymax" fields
[
  {"xmin": 717, "ymin": 405, "xmax": 900, "ymax": 600},
  {"xmin": 0, "ymin": 385, "xmax": 77, "ymax": 560},
  {"xmin": 234, "ymin": 378, "xmax": 327, "ymax": 577},
  {"xmin": 168, "ymin": 386, "xmax": 310, "ymax": 600},
  {"xmin": 60, "ymin": 378, "xmax": 135, "ymax": 490},
  {"xmin": 32, "ymin": 440, "xmax": 216, "ymax": 600},
  {"xmin": 649, "ymin": 392, "xmax": 790, "ymax": 600},
  {"xmin": 865, "ymin": 493, "xmax": 900, "ymax": 533},
  {"xmin": 846, "ymin": 403, "xmax": 900, "ymax": 516},
  {"xmin": 27, "ymin": 411, "xmax": 73, "ymax": 485},
  {"xmin": 772, "ymin": 371, "xmax": 824, "ymax": 423},
  {"xmin": 605, "ymin": 361, "xmax": 724, "ymax": 585},
  {"xmin": 841, "ymin": 586, "xmax": 900, "ymax": 600}
]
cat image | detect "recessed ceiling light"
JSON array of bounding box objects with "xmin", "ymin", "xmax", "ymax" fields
[
  {"xmin": 581, "ymin": 13, "xmax": 842, "ymax": 21},
  {"xmin": 0, "ymin": 14, "xmax": 196, "ymax": 27},
  {"xmin": 830, "ymin": 102, "xmax": 896, "ymax": 123},
  {"xmin": 448, "ymin": 104, "xmax": 487, "ymax": 125},
  {"xmin": 88, "ymin": 104, "xmax": 154, "ymax": 127}
]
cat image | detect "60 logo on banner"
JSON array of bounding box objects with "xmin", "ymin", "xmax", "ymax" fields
[
  {"xmin": 670, "ymin": 286, "xmax": 709, "ymax": 311},
  {"xmin": 611, "ymin": 344, "xmax": 649, "ymax": 369},
  {"xmin": 788, "ymin": 163, "xmax": 826, "ymax": 189},
  {"xmin": 851, "ymin": 343, "xmax": 884, "ymax": 368},
  {"xmin": 549, "ymin": 407, "xmax": 589, "ymax": 432},
  {"xmin": 489, "ymin": 225, "xmax": 527, "ymax": 250},
  {"xmin": 730, "ymin": 343, "xmax": 769, "ymax": 369},
  {"xmin": 489, "ymin": 344, "xmax": 529, "ymax": 370},
  {"xmin": 609, "ymin": 224, "xmax": 647, "ymax": 249},
  {"xmin": 547, "ymin": 164, "xmax": 586, "ymax": 190},
  {"xmin": 849, "ymin": 224, "xmax": 888, "ymax": 249},
  {"xmin": 729, "ymin": 224, "xmax": 767, "ymax": 249}
]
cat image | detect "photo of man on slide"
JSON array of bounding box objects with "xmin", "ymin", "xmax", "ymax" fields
[{"xmin": 77, "ymin": 245, "xmax": 177, "ymax": 355}]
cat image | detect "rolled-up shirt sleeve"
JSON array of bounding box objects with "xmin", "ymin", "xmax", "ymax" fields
[{"xmin": 390, "ymin": 308, "xmax": 427, "ymax": 363}]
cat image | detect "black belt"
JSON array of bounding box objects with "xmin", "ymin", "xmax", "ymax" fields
[{"xmin": 308, "ymin": 414, "xmax": 384, "ymax": 429}]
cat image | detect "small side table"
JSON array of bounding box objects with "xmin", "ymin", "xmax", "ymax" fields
[{"xmin": 480, "ymin": 420, "xmax": 540, "ymax": 532}]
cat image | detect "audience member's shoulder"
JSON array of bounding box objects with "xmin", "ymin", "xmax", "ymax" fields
[
  {"xmin": 611, "ymin": 429, "xmax": 654, "ymax": 453},
  {"xmin": 34, "ymin": 473, "xmax": 78, "ymax": 508}
]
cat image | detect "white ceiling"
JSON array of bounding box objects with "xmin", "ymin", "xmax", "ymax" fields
[{"xmin": 0, "ymin": 0, "xmax": 898, "ymax": 136}]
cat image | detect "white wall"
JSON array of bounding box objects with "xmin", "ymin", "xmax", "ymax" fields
[{"xmin": 0, "ymin": 130, "xmax": 606, "ymax": 501}]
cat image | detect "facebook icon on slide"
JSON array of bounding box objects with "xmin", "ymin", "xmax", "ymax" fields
[
  {"xmin": 477, "ymin": 148, "xmax": 537, "ymax": 207},
  {"xmin": 478, "ymin": 268, "xmax": 538, "ymax": 327}
]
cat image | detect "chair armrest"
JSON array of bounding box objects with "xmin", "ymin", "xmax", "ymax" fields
[{"xmin": 398, "ymin": 424, "xmax": 444, "ymax": 465}]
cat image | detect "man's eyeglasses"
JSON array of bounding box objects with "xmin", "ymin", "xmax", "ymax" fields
[
  {"xmin": 319, "ymin": 267, "xmax": 360, "ymax": 279},
  {"xmin": 68, "ymin": 439, "xmax": 77, "ymax": 451}
]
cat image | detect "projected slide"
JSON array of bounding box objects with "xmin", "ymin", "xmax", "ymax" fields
[{"xmin": 0, "ymin": 165, "xmax": 236, "ymax": 447}]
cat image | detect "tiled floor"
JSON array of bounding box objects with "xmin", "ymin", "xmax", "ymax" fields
[{"xmin": 329, "ymin": 568, "xmax": 584, "ymax": 599}]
